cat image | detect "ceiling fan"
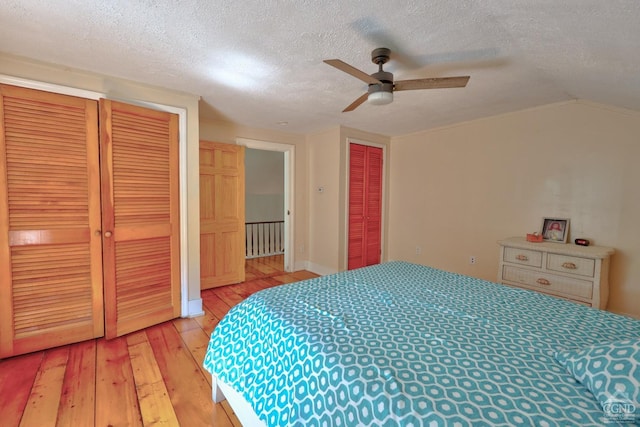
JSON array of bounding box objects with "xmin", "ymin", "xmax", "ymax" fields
[{"xmin": 324, "ymin": 47, "xmax": 470, "ymax": 112}]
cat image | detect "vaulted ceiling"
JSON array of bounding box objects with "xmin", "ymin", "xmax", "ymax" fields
[{"xmin": 2, "ymin": 1, "xmax": 639, "ymax": 136}]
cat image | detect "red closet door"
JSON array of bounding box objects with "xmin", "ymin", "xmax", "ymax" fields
[
  {"xmin": 364, "ymin": 146, "xmax": 383, "ymax": 265},
  {"xmin": 348, "ymin": 143, "xmax": 382, "ymax": 270}
]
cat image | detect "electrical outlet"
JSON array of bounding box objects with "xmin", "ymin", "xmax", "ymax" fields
[
  {"xmin": 416, "ymin": 246, "xmax": 422, "ymax": 255},
  {"xmin": 469, "ymin": 256, "xmax": 476, "ymax": 265}
]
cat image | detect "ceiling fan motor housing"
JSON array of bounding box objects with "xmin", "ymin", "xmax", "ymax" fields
[
  {"xmin": 371, "ymin": 70, "xmax": 393, "ymax": 84},
  {"xmin": 371, "ymin": 47, "xmax": 391, "ymax": 65},
  {"xmin": 368, "ymin": 81, "xmax": 394, "ymax": 95}
]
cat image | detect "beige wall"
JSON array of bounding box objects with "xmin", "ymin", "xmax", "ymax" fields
[
  {"xmin": 305, "ymin": 126, "xmax": 391, "ymax": 274},
  {"xmin": 388, "ymin": 100, "xmax": 640, "ymax": 318},
  {"xmin": 306, "ymin": 127, "xmax": 342, "ymax": 273}
]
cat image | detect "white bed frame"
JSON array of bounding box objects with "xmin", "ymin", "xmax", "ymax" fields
[{"xmin": 212, "ymin": 375, "xmax": 266, "ymax": 427}]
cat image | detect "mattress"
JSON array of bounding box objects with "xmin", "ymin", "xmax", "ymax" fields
[{"xmin": 203, "ymin": 261, "xmax": 640, "ymax": 426}]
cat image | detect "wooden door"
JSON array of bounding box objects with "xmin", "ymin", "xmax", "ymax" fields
[
  {"xmin": 348, "ymin": 143, "xmax": 383, "ymax": 270},
  {"xmin": 99, "ymin": 100, "xmax": 180, "ymax": 339},
  {"xmin": 199, "ymin": 141, "xmax": 245, "ymax": 289},
  {"xmin": 0, "ymin": 84, "xmax": 104, "ymax": 357}
]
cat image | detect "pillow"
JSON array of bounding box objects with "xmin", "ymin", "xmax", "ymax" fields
[{"xmin": 555, "ymin": 338, "xmax": 640, "ymax": 423}]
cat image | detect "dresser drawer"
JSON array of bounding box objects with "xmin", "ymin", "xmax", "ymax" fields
[
  {"xmin": 503, "ymin": 247, "xmax": 542, "ymax": 267},
  {"xmin": 547, "ymin": 254, "xmax": 595, "ymax": 277},
  {"xmin": 502, "ymin": 266, "xmax": 593, "ymax": 299}
]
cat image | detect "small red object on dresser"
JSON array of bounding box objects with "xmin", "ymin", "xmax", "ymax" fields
[{"xmin": 526, "ymin": 233, "xmax": 543, "ymax": 242}]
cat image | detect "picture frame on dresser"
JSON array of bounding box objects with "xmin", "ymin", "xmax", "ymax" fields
[{"xmin": 541, "ymin": 217, "xmax": 570, "ymax": 243}]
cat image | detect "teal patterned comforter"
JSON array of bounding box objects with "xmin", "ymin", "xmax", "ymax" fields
[{"xmin": 203, "ymin": 261, "xmax": 640, "ymax": 426}]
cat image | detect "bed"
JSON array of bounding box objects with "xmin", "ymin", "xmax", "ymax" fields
[{"xmin": 203, "ymin": 261, "xmax": 640, "ymax": 426}]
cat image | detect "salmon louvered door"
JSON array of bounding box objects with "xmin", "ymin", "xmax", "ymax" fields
[
  {"xmin": 99, "ymin": 99, "xmax": 180, "ymax": 339},
  {"xmin": 0, "ymin": 84, "xmax": 104, "ymax": 357},
  {"xmin": 199, "ymin": 141, "xmax": 245, "ymax": 289},
  {"xmin": 348, "ymin": 143, "xmax": 383, "ymax": 270},
  {"xmin": 365, "ymin": 146, "xmax": 383, "ymax": 265},
  {"xmin": 348, "ymin": 144, "xmax": 366, "ymax": 269}
]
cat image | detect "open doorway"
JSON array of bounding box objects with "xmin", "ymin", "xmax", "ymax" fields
[
  {"xmin": 244, "ymin": 148, "xmax": 285, "ymax": 276},
  {"xmin": 237, "ymin": 138, "xmax": 295, "ymax": 275}
]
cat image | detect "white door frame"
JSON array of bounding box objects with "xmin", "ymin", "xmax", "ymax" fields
[{"xmin": 237, "ymin": 138, "xmax": 295, "ymax": 272}]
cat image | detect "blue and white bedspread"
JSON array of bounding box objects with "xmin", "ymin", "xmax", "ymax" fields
[{"xmin": 203, "ymin": 261, "xmax": 640, "ymax": 426}]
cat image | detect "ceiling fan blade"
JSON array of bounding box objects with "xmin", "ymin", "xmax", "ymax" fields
[
  {"xmin": 394, "ymin": 76, "xmax": 470, "ymax": 91},
  {"xmin": 324, "ymin": 59, "xmax": 382, "ymax": 85},
  {"xmin": 343, "ymin": 92, "xmax": 369, "ymax": 112}
]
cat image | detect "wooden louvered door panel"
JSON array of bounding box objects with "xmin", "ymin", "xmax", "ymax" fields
[
  {"xmin": 100, "ymin": 99, "xmax": 180, "ymax": 339},
  {"xmin": 199, "ymin": 141, "xmax": 245, "ymax": 289},
  {"xmin": 348, "ymin": 143, "xmax": 382, "ymax": 270},
  {"xmin": 348, "ymin": 143, "xmax": 367, "ymax": 270},
  {"xmin": 365, "ymin": 146, "xmax": 383, "ymax": 265},
  {"xmin": 0, "ymin": 84, "xmax": 104, "ymax": 357}
]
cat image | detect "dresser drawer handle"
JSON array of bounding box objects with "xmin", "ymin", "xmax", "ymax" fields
[
  {"xmin": 515, "ymin": 254, "xmax": 529, "ymax": 261},
  {"xmin": 562, "ymin": 262, "xmax": 577, "ymax": 269},
  {"xmin": 536, "ymin": 278, "xmax": 551, "ymax": 286}
]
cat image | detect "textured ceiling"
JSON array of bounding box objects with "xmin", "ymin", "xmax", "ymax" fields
[{"xmin": 1, "ymin": 1, "xmax": 639, "ymax": 136}]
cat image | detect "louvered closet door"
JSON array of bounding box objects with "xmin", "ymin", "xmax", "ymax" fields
[
  {"xmin": 364, "ymin": 146, "xmax": 383, "ymax": 265},
  {"xmin": 0, "ymin": 84, "xmax": 104, "ymax": 357},
  {"xmin": 348, "ymin": 144, "xmax": 367, "ymax": 269},
  {"xmin": 348, "ymin": 143, "xmax": 382, "ymax": 270},
  {"xmin": 99, "ymin": 100, "xmax": 180, "ymax": 339}
]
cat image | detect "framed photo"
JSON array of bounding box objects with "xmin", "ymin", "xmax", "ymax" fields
[{"xmin": 541, "ymin": 218, "xmax": 570, "ymax": 243}]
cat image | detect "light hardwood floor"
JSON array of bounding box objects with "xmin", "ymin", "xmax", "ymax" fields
[{"xmin": 0, "ymin": 255, "xmax": 319, "ymax": 427}]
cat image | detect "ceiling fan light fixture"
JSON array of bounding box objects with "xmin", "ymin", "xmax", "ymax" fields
[{"xmin": 368, "ymin": 90, "xmax": 393, "ymax": 105}]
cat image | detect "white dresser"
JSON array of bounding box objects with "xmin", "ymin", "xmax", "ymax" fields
[{"xmin": 497, "ymin": 237, "xmax": 615, "ymax": 308}]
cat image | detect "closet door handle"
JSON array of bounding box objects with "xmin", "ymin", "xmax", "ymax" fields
[{"xmin": 104, "ymin": 231, "xmax": 113, "ymax": 238}]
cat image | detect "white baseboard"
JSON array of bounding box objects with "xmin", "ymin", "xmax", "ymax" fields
[
  {"xmin": 186, "ymin": 298, "xmax": 204, "ymax": 318},
  {"xmin": 305, "ymin": 262, "xmax": 338, "ymax": 277},
  {"xmin": 294, "ymin": 260, "xmax": 309, "ymax": 272}
]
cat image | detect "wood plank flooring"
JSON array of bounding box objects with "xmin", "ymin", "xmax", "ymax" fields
[{"xmin": 0, "ymin": 255, "xmax": 319, "ymax": 427}]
